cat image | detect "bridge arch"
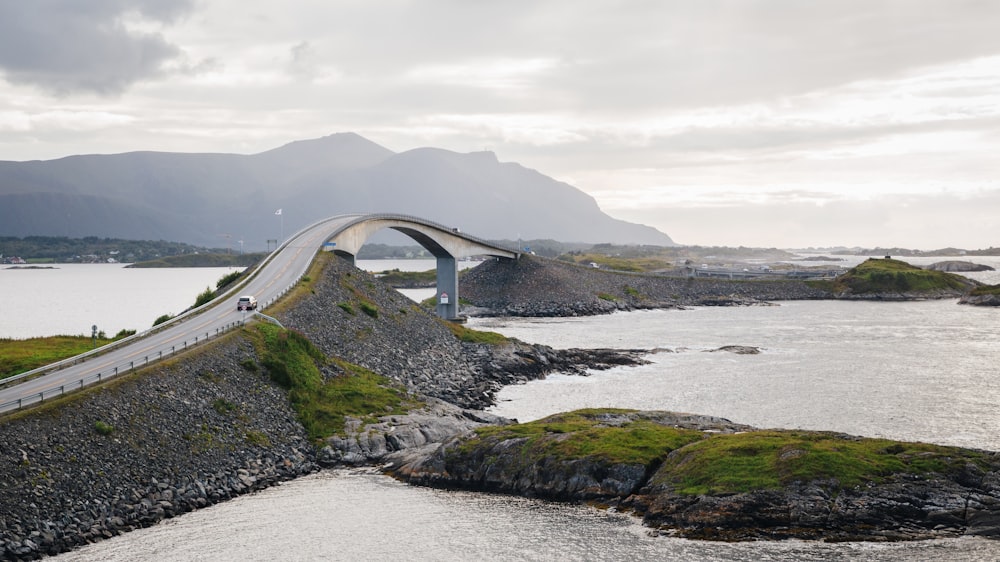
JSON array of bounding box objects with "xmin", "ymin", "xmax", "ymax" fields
[{"xmin": 322, "ymin": 213, "xmax": 519, "ymax": 319}]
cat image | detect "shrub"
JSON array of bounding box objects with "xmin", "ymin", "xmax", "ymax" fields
[
  {"xmin": 212, "ymin": 398, "xmax": 237, "ymax": 415},
  {"xmin": 152, "ymin": 313, "xmax": 173, "ymax": 327},
  {"xmin": 216, "ymin": 270, "xmax": 242, "ymax": 290},
  {"xmin": 337, "ymin": 302, "xmax": 355, "ymax": 315},
  {"xmin": 359, "ymin": 301, "xmax": 379, "ymax": 318},
  {"xmin": 114, "ymin": 328, "xmax": 136, "ymax": 339},
  {"xmin": 94, "ymin": 420, "xmax": 114, "ymax": 435},
  {"xmin": 193, "ymin": 286, "xmax": 215, "ymax": 308}
]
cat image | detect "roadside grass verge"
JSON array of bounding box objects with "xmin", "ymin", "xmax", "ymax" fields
[{"xmin": 1, "ymin": 335, "xmax": 118, "ymax": 379}]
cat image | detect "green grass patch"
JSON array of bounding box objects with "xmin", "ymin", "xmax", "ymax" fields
[
  {"xmin": 252, "ymin": 324, "xmax": 422, "ymax": 441},
  {"xmin": 337, "ymin": 302, "xmax": 356, "ymax": 315},
  {"xmin": 656, "ymin": 430, "xmax": 990, "ymax": 495},
  {"xmin": 359, "ymin": 301, "xmax": 379, "ymax": 318},
  {"xmin": 212, "ymin": 398, "xmax": 237, "ymax": 415},
  {"xmin": 442, "ymin": 321, "xmax": 509, "ymax": 345},
  {"xmin": 561, "ymin": 253, "xmax": 673, "ymax": 272},
  {"xmin": 829, "ymin": 258, "xmax": 972, "ymax": 294},
  {"xmin": 1, "ymin": 335, "xmax": 117, "ymax": 379},
  {"xmin": 597, "ymin": 293, "xmax": 617, "ymax": 302},
  {"xmin": 375, "ymin": 268, "xmax": 437, "ymax": 287},
  {"xmin": 94, "ymin": 420, "xmax": 115, "ymax": 436},
  {"xmin": 468, "ymin": 409, "xmax": 703, "ymax": 466},
  {"xmin": 969, "ymin": 284, "xmax": 1000, "ymax": 296}
]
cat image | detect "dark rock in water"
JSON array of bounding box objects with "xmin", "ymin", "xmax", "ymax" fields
[
  {"xmin": 925, "ymin": 260, "xmax": 995, "ymax": 272},
  {"xmin": 959, "ymin": 292, "xmax": 1000, "ymax": 307},
  {"xmin": 706, "ymin": 345, "xmax": 762, "ymax": 355}
]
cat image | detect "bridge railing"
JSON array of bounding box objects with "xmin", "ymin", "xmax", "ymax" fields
[
  {"xmin": 0, "ymin": 213, "xmax": 507, "ymax": 412},
  {"xmin": 0, "ymin": 320, "xmax": 247, "ymax": 415},
  {"xmin": 0, "ymin": 214, "xmax": 343, "ymax": 391},
  {"xmin": 340, "ymin": 212, "xmax": 523, "ymax": 256}
]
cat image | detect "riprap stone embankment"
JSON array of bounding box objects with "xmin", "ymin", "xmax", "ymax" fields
[
  {"xmin": 277, "ymin": 254, "xmax": 647, "ymax": 410},
  {"xmin": 0, "ymin": 253, "xmax": 648, "ymax": 560},
  {"xmin": 0, "ymin": 338, "xmax": 317, "ymax": 560}
]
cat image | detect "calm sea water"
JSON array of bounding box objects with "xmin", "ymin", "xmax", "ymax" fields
[{"xmin": 8, "ymin": 256, "xmax": 998, "ymax": 561}]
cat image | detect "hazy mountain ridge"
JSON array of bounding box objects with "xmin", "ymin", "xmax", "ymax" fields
[{"xmin": 0, "ymin": 133, "xmax": 674, "ymax": 249}]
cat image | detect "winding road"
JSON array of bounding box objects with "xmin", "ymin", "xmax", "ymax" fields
[{"xmin": 0, "ymin": 214, "xmax": 363, "ymax": 413}]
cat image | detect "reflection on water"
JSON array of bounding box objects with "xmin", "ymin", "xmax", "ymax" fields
[{"xmin": 56, "ymin": 469, "xmax": 1000, "ymax": 562}]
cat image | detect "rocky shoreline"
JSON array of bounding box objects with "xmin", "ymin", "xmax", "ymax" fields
[
  {"xmin": 0, "ymin": 254, "xmax": 647, "ymax": 560},
  {"xmin": 460, "ymin": 255, "xmax": 986, "ymax": 316},
  {"xmin": 0, "ymin": 338, "xmax": 319, "ymax": 560},
  {"xmin": 3, "ymin": 251, "xmax": 996, "ymax": 558},
  {"xmin": 383, "ymin": 410, "xmax": 1000, "ymax": 542},
  {"xmin": 460, "ymin": 256, "xmax": 829, "ymax": 317}
]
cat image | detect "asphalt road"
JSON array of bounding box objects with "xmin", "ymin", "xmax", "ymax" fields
[{"xmin": 0, "ymin": 214, "xmax": 362, "ymax": 413}]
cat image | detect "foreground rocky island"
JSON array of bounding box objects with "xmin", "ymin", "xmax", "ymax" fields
[
  {"xmin": 2, "ymin": 251, "xmax": 997, "ymax": 559},
  {"xmin": 384, "ymin": 409, "xmax": 1000, "ymax": 541}
]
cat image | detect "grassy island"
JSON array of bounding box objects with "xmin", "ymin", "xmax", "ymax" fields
[
  {"xmin": 813, "ymin": 257, "xmax": 974, "ymax": 295},
  {"xmin": 451, "ymin": 409, "xmax": 989, "ymax": 496}
]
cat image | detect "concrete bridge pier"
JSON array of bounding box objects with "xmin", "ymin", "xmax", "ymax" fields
[{"xmin": 435, "ymin": 256, "xmax": 459, "ymax": 320}]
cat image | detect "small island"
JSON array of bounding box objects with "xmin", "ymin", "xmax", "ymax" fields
[{"xmin": 384, "ymin": 408, "xmax": 1000, "ymax": 541}]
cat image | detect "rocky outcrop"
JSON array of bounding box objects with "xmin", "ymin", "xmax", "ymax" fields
[
  {"xmin": 460, "ymin": 256, "xmax": 830, "ymax": 317},
  {"xmin": 959, "ymin": 290, "xmax": 1000, "ymax": 307},
  {"xmin": 385, "ymin": 410, "xmax": 1000, "ymax": 542},
  {"xmin": 318, "ymin": 398, "xmax": 511, "ymax": 466},
  {"xmin": 0, "ymin": 337, "xmax": 318, "ymax": 560},
  {"xmin": 630, "ymin": 474, "xmax": 1000, "ymax": 542},
  {"xmin": 925, "ymin": 260, "xmax": 995, "ymax": 272}
]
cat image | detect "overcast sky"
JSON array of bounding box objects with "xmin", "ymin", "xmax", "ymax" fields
[{"xmin": 2, "ymin": 1, "xmax": 999, "ymax": 249}]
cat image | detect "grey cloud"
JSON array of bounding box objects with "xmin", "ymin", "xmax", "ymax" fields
[{"xmin": 0, "ymin": 0, "xmax": 194, "ymax": 95}]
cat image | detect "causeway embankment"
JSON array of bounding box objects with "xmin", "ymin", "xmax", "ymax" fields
[{"xmin": 0, "ymin": 253, "xmax": 643, "ymax": 559}]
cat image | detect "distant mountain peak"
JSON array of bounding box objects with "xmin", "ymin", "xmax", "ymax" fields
[{"xmin": 0, "ymin": 133, "xmax": 675, "ymax": 248}]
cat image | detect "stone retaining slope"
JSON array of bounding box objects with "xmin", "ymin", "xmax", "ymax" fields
[
  {"xmin": 0, "ymin": 337, "xmax": 317, "ymax": 560},
  {"xmin": 0, "ymin": 253, "xmax": 647, "ymax": 559}
]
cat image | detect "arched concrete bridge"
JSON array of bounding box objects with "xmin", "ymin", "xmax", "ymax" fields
[{"xmin": 322, "ymin": 213, "xmax": 520, "ymax": 318}]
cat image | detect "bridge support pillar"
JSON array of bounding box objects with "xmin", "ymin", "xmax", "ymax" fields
[{"xmin": 435, "ymin": 256, "xmax": 459, "ymax": 319}]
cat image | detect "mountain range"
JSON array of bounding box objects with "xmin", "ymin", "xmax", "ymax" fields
[{"xmin": 0, "ymin": 133, "xmax": 674, "ymax": 251}]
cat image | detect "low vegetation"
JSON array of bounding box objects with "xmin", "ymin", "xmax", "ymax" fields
[
  {"xmin": 442, "ymin": 321, "xmax": 509, "ymax": 345},
  {"xmin": 460, "ymin": 409, "xmax": 991, "ymax": 496},
  {"xmin": 128, "ymin": 253, "xmax": 264, "ymax": 268},
  {"xmin": 252, "ymin": 323, "xmax": 422, "ymax": 441},
  {"xmin": 1, "ymin": 334, "xmax": 118, "ymax": 379},
  {"xmin": 374, "ymin": 268, "xmax": 437, "ymax": 287},
  {"xmin": 657, "ymin": 430, "xmax": 989, "ymax": 495},
  {"xmin": 816, "ymin": 258, "xmax": 974, "ymax": 295},
  {"xmin": 558, "ymin": 253, "xmax": 672, "ymax": 272},
  {"xmin": 968, "ymin": 284, "xmax": 1000, "ymax": 296},
  {"xmin": 467, "ymin": 409, "xmax": 703, "ymax": 466}
]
